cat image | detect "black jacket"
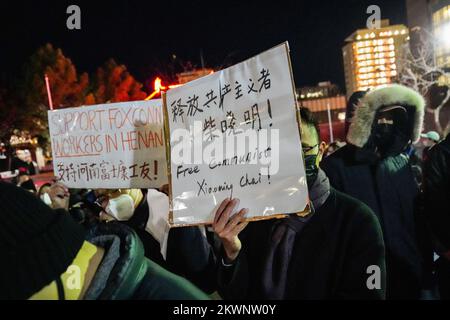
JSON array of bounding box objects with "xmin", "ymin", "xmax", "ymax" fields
[
  {"xmin": 10, "ymin": 157, "xmax": 35, "ymax": 175},
  {"xmin": 423, "ymin": 134, "xmax": 450, "ymax": 251},
  {"xmin": 321, "ymin": 145, "xmax": 427, "ymax": 298},
  {"xmin": 168, "ymin": 188, "xmax": 386, "ymax": 299}
]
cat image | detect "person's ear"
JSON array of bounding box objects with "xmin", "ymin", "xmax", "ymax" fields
[{"xmin": 317, "ymin": 141, "xmax": 327, "ymax": 164}]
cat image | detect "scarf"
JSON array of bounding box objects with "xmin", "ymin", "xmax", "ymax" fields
[{"xmin": 260, "ymin": 169, "xmax": 330, "ymax": 299}]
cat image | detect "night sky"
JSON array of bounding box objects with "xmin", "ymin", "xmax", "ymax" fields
[{"xmin": 0, "ymin": 0, "xmax": 407, "ymax": 92}]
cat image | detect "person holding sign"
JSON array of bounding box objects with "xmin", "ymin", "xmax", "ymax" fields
[{"xmin": 170, "ymin": 108, "xmax": 386, "ymax": 300}]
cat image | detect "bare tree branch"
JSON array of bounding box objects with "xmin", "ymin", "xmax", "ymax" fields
[{"xmin": 398, "ymin": 29, "xmax": 450, "ymax": 135}]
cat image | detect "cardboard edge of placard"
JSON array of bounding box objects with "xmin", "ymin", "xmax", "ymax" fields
[{"xmin": 161, "ymin": 92, "xmax": 175, "ymax": 226}]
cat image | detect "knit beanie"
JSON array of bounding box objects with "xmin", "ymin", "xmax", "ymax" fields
[{"xmin": 0, "ymin": 182, "xmax": 86, "ymax": 299}]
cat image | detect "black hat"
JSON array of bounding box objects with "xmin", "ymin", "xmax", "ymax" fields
[{"xmin": 0, "ymin": 182, "xmax": 86, "ymax": 299}]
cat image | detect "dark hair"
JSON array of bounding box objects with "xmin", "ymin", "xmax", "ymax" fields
[
  {"xmin": 19, "ymin": 178, "xmax": 37, "ymax": 193},
  {"xmin": 299, "ymin": 107, "xmax": 320, "ymax": 141}
]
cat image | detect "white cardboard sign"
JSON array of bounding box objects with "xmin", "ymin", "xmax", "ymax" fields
[
  {"xmin": 166, "ymin": 42, "xmax": 309, "ymax": 225},
  {"xmin": 48, "ymin": 100, "xmax": 168, "ymax": 189}
]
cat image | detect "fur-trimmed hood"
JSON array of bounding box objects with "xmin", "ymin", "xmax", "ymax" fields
[{"xmin": 347, "ymin": 84, "xmax": 425, "ymax": 148}]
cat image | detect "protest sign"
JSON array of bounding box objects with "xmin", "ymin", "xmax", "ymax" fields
[
  {"xmin": 48, "ymin": 100, "xmax": 168, "ymax": 189},
  {"xmin": 165, "ymin": 42, "xmax": 309, "ymax": 226}
]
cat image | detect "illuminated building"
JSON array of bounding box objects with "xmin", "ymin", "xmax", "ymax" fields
[
  {"xmin": 406, "ymin": 0, "xmax": 450, "ymax": 133},
  {"xmin": 298, "ymin": 82, "xmax": 347, "ymax": 142},
  {"xmin": 297, "ymin": 81, "xmax": 341, "ymax": 100},
  {"xmin": 433, "ymin": 2, "xmax": 450, "ymax": 86},
  {"xmin": 342, "ymin": 20, "xmax": 409, "ymax": 98},
  {"xmin": 432, "ymin": 1, "xmax": 450, "ymax": 70},
  {"xmin": 406, "ymin": 0, "xmax": 450, "ymax": 81}
]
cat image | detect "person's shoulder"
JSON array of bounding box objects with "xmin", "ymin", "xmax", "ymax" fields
[
  {"xmin": 328, "ymin": 189, "xmax": 384, "ymax": 252},
  {"xmin": 332, "ymin": 188, "xmax": 381, "ymax": 229},
  {"xmin": 322, "ymin": 145, "xmax": 354, "ymax": 166},
  {"xmin": 328, "ymin": 144, "xmax": 351, "ymax": 158},
  {"xmin": 333, "ymin": 188, "xmax": 372, "ymax": 214},
  {"xmin": 430, "ymin": 138, "xmax": 450, "ymax": 159}
]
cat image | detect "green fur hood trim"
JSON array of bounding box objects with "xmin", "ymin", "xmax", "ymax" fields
[{"xmin": 347, "ymin": 84, "xmax": 425, "ymax": 148}]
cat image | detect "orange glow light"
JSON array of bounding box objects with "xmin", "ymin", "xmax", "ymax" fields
[
  {"xmin": 145, "ymin": 77, "xmax": 183, "ymax": 100},
  {"xmin": 154, "ymin": 77, "xmax": 163, "ymax": 92}
]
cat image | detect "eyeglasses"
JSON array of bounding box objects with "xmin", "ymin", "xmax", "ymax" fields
[{"xmin": 302, "ymin": 144, "xmax": 319, "ymax": 153}]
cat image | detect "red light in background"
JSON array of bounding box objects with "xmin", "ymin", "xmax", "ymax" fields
[
  {"xmin": 154, "ymin": 77, "xmax": 163, "ymax": 92},
  {"xmin": 145, "ymin": 77, "xmax": 182, "ymax": 100}
]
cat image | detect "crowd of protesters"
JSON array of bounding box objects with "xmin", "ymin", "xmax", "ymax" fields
[{"xmin": 0, "ymin": 83, "xmax": 449, "ymax": 300}]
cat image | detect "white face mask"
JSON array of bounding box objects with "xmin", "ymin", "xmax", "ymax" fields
[
  {"xmin": 40, "ymin": 193, "xmax": 53, "ymax": 207},
  {"xmin": 105, "ymin": 194, "xmax": 135, "ymax": 221}
]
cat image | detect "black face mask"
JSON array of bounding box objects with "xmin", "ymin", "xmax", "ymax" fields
[
  {"xmin": 304, "ymin": 154, "xmax": 319, "ymax": 188},
  {"xmin": 373, "ymin": 124, "xmax": 395, "ymax": 152},
  {"xmin": 375, "ymin": 123, "xmax": 395, "ymax": 140},
  {"xmin": 370, "ymin": 107, "xmax": 412, "ymax": 158},
  {"xmin": 373, "ymin": 123, "xmax": 410, "ymax": 157}
]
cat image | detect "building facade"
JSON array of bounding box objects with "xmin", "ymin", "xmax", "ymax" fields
[
  {"xmin": 342, "ymin": 20, "xmax": 409, "ymax": 98},
  {"xmin": 431, "ymin": 1, "xmax": 450, "ymax": 70},
  {"xmin": 406, "ymin": 0, "xmax": 450, "ymax": 75},
  {"xmin": 298, "ymin": 82, "xmax": 347, "ymax": 142}
]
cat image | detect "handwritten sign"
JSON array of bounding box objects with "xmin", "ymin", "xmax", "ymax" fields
[
  {"xmin": 48, "ymin": 100, "xmax": 168, "ymax": 189},
  {"xmin": 165, "ymin": 42, "xmax": 309, "ymax": 226}
]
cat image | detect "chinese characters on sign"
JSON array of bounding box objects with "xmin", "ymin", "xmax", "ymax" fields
[
  {"xmin": 166, "ymin": 42, "xmax": 309, "ymax": 226},
  {"xmin": 48, "ymin": 100, "xmax": 168, "ymax": 188},
  {"xmin": 55, "ymin": 160, "xmax": 159, "ymax": 183}
]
